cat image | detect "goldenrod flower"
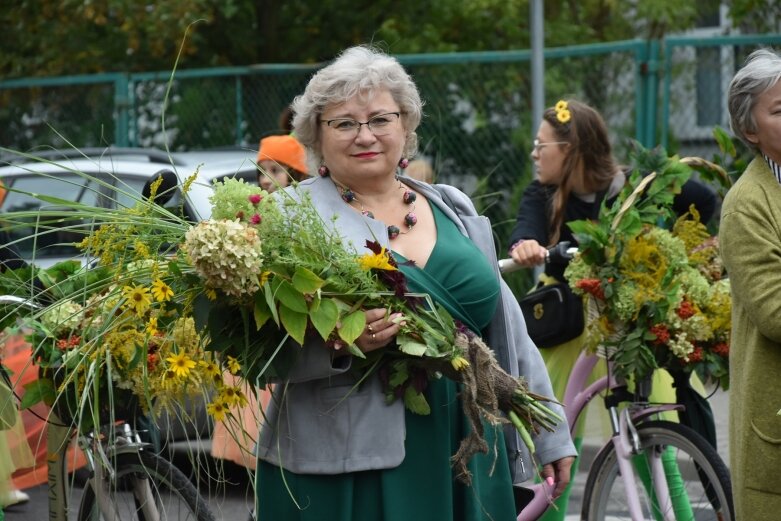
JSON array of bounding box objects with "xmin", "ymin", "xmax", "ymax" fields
[
  {"xmin": 205, "ymin": 288, "xmax": 217, "ymax": 301},
  {"xmin": 451, "ymin": 356, "xmax": 470, "ymax": 371},
  {"xmin": 226, "ymin": 355, "xmax": 241, "ymax": 375},
  {"xmin": 151, "ymin": 279, "xmax": 174, "ymax": 302},
  {"xmin": 358, "ymin": 248, "xmax": 397, "ymax": 271},
  {"xmin": 166, "ymin": 352, "xmax": 196, "ymax": 378},
  {"xmin": 122, "ymin": 284, "xmax": 152, "ymax": 316},
  {"xmin": 206, "ymin": 399, "xmax": 229, "ymax": 422}
]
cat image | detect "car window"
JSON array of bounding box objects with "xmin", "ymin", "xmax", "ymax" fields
[
  {"xmin": 214, "ymin": 170, "xmax": 258, "ymax": 186},
  {"xmin": 1, "ymin": 174, "xmax": 102, "ymax": 260}
]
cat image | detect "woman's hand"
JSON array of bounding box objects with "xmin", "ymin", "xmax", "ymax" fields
[
  {"xmin": 541, "ymin": 456, "xmax": 576, "ymax": 499},
  {"xmin": 333, "ymin": 308, "xmax": 403, "ymax": 354},
  {"xmin": 510, "ymin": 239, "xmax": 548, "ymax": 267}
]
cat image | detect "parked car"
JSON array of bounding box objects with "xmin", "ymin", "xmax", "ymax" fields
[
  {"xmin": 0, "ymin": 147, "xmax": 258, "ymax": 267},
  {"xmin": 0, "ymin": 146, "xmax": 259, "ymax": 452}
]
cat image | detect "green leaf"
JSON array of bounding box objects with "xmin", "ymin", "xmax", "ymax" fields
[
  {"xmin": 280, "ymin": 305, "xmax": 307, "ymax": 345},
  {"xmin": 338, "ymin": 310, "xmax": 366, "ymax": 345},
  {"xmin": 253, "ymin": 293, "xmax": 272, "ymax": 329},
  {"xmin": 346, "ymin": 344, "xmax": 366, "ymax": 358},
  {"xmin": 292, "ymin": 267, "xmax": 325, "ymax": 294},
  {"xmin": 276, "ymin": 280, "xmax": 308, "ymax": 313},
  {"xmin": 403, "ymin": 386, "xmax": 431, "ymax": 415},
  {"xmin": 309, "ymin": 298, "xmax": 338, "ymax": 340},
  {"xmin": 21, "ymin": 378, "xmax": 56, "ymax": 409},
  {"xmin": 713, "ymin": 126, "xmax": 737, "ymax": 158},
  {"xmin": 264, "ymin": 281, "xmax": 280, "ymax": 326},
  {"xmin": 396, "ymin": 335, "xmax": 428, "ymax": 357}
]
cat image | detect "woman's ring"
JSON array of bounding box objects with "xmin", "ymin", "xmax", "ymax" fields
[
  {"xmin": 371, "ymin": 333, "xmax": 376, "ymax": 340},
  {"xmin": 367, "ymin": 324, "xmax": 373, "ymax": 333}
]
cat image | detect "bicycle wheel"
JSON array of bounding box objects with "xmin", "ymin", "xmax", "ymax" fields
[
  {"xmin": 581, "ymin": 420, "xmax": 733, "ymax": 521},
  {"xmin": 77, "ymin": 450, "xmax": 215, "ymax": 521}
]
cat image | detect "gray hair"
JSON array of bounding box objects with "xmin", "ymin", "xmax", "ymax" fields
[
  {"xmin": 291, "ymin": 45, "xmax": 423, "ymax": 172},
  {"xmin": 728, "ymin": 48, "xmax": 781, "ymax": 151}
]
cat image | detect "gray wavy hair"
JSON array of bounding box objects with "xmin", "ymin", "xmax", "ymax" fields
[
  {"xmin": 728, "ymin": 48, "xmax": 781, "ymax": 152},
  {"xmin": 291, "ymin": 45, "xmax": 423, "ymax": 173}
]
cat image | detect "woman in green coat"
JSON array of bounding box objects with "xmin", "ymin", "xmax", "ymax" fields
[{"xmin": 721, "ymin": 47, "xmax": 781, "ymax": 521}]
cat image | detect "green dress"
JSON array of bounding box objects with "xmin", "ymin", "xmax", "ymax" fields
[{"xmin": 256, "ymin": 205, "xmax": 516, "ymax": 521}]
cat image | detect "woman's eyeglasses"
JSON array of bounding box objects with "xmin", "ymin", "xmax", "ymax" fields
[
  {"xmin": 322, "ymin": 112, "xmax": 401, "ymax": 138},
  {"xmin": 533, "ymin": 138, "xmax": 568, "ymax": 152}
]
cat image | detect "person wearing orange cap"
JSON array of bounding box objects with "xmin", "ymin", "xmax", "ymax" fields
[{"xmin": 256, "ymin": 134, "xmax": 309, "ymax": 193}]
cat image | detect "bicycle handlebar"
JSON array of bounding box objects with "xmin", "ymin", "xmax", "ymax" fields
[{"xmin": 499, "ymin": 241, "xmax": 577, "ymax": 274}]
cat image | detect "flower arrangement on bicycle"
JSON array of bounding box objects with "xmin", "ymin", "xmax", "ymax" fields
[
  {"xmin": 563, "ymin": 151, "xmax": 731, "ymax": 389},
  {"xmin": 3, "ymin": 174, "xmax": 561, "ymax": 472}
]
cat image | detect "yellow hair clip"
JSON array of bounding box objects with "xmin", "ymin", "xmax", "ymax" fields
[{"xmin": 555, "ymin": 100, "xmax": 571, "ymax": 124}]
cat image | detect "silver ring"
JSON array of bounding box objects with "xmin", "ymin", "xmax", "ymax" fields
[{"xmin": 371, "ymin": 333, "xmax": 376, "ymax": 340}]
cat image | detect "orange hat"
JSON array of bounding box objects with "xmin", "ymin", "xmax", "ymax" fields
[{"xmin": 257, "ymin": 135, "xmax": 308, "ymax": 175}]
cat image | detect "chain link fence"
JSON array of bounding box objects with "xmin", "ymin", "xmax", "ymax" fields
[{"xmin": 1, "ymin": 35, "xmax": 780, "ymax": 292}]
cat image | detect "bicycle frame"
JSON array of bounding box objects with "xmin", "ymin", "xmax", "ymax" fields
[
  {"xmin": 46, "ymin": 412, "xmax": 155, "ymax": 521},
  {"xmin": 563, "ymin": 349, "xmax": 685, "ymax": 521}
]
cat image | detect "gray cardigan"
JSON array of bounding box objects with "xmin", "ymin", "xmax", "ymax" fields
[{"xmin": 256, "ymin": 175, "xmax": 576, "ymax": 483}]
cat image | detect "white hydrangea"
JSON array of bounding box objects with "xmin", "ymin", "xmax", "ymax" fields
[
  {"xmin": 41, "ymin": 300, "xmax": 84, "ymax": 336},
  {"xmin": 183, "ymin": 219, "xmax": 264, "ymax": 298}
]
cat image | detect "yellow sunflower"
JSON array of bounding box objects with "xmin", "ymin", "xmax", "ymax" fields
[
  {"xmin": 358, "ymin": 248, "xmax": 397, "ymax": 271},
  {"xmin": 206, "ymin": 399, "xmax": 229, "ymax": 422},
  {"xmin": 146, "ymin": 316, "xmax": 158, "ymax": 336},
  {"xmin": 166, "ymin": 351, "xmax": 197, "ymax": 378},
  {"xmin": 151, "ymin": 279, "xmax": 174, "ymax": 302},
  {"xmin": 226, "ymin": 355, "xmax": 241, "ymax": 375},
  {"xmin": 122, "ymin": 284, "xmax": 152, "ymax": 316}
]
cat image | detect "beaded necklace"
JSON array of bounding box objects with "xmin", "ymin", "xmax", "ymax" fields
[{"xmin": 337, "ymin": 177, "xmax": 418, "ymax": 240}]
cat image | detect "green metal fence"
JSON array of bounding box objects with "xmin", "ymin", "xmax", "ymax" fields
[{"xmin": 1, "ymin": 34, "xmax": 780, "ymax": 230}]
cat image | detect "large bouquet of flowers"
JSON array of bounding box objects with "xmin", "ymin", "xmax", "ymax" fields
[
  {"xmin": 563, "ymin": 152, "xmax": 730, "ymax": 389},
  {"xmin": 3, "ymin": 173, "xmax": 561, "ymax": 482}
]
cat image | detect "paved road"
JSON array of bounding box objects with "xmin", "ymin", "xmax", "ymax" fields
[{"xmin": 4, "ymin": 390, "xmax": 729, "ymax": 521}]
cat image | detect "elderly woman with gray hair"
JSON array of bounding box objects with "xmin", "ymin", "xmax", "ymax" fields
[
  {"xmin": 253, "ymin": 45, "xmax": 576, "ymax": 521},
  {"xmin": 721, "ymin": 47, "xmax": 781, "ymax": 521}
]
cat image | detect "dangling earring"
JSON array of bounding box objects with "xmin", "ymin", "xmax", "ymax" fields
[
  {"xmin": 318, "ymin": 165, "xmax": 329, "ymax": 177},
  {"xmin": 398, "ymin": 158, "xmax": 409, "ymax": 169}
]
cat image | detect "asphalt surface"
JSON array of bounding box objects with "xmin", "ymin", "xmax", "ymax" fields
[{"xmin": 3, "ymin": 389, "xmax": 729, "ymax": 521}]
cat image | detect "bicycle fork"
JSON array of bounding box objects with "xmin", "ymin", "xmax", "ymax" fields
[
  {"xmin": 81, "ymin": 423, "xmax": 163, "ymax": 521},
  {"xmin": 609, "ymin": 405, "xmax": 682, "ymax": 521}
]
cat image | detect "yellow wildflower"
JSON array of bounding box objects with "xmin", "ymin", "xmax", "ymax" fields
[
  {"xmin": 206, "ymin": 399, "xmax": 229, "ymax": 422},
  {"xmin": 122, "ymin": 284, "xmax": 152, "ymax": 316},
  {"xmin": 146, "ymin": 316, "xmax": 158, "ymax": 336},
  {"xmin": 200, "ymin": 360, "xmax": 222, "ymax": 380},
  {"xmin": 358, "ymin": 248, "xmax": 397, "ymax": 271},
  {"xmin": 219, "ymin": 385, "xmax": 248, "ymax": 407},
  {"xmin": 226, "ymin": 355, "xmax": 241, "ymax": 375},
  {"xmin": 151, "ymin": 279, "xmax": 174, "ymax": 302},
  {"xmin": 166, "ymin": 351, "xmax": 196, "ymax": 378},
  {"xmin": 260, "ymin": 271, "xmax": 271, "ymax": 285},
  {"xmin": 450, "ymin": 356, "xmax": 470, "ymax": 371},
  {"xmin": 555, "ymin": 100, "xmax": 568, "ymax": 112},
  {"xmin": 205, "ymin": 288, "xmax": 217, "ymax": 301}
]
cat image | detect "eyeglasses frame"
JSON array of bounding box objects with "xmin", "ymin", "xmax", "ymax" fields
[{"xmin": 322, "ymin": 112, "xmax": 402, "ymax": 138}]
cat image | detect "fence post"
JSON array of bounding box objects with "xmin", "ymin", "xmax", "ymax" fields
[
  {"xmin": 114, "ymin": 74, "xmax": 130, "ymax": 147},
  {"xmin": 636, "ymin": 39, "xmax": 661, "ymax": 148}
]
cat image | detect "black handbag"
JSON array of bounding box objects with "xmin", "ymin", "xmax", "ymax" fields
[{"xmin": 519, "ymin": 282, "xmax": 584, "ymax": 348}]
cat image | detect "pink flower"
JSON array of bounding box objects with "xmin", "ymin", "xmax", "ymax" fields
[
  {"xmin": 248, "ymin": 194, "xmax": 262, "ymax": 205},
  {"xmin": 250, "ymin": 213, "xmax": 262, "ymax": 225}
]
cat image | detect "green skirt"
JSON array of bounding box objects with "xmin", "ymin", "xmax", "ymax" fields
[{"xmin": 256, "ymin": 378, "xmax": 516, "ymax": 521}]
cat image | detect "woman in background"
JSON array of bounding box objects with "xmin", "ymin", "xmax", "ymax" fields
[
  {"xmin": 720, "ymin": 47, "xmax": 781, "ymax": 521},
  {"xmin": 507, "ymin": 99, "xmax": 718, "ymax": 520}
]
